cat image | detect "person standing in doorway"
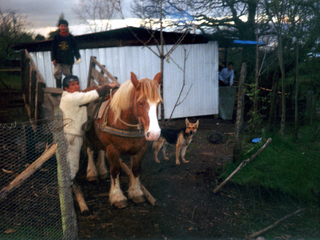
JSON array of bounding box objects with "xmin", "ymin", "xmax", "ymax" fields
[
  {"xmin": 51, "ymin": 19, "xmax": 81, "ymax": 88},
  {"xmin": 219, "ymin": 62, "xmax": 234, "ymax": 87}
]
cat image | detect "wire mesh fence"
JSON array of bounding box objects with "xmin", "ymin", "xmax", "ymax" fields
[{"xmin": 0, "ymin": 113, "xmax": 77, "ymax": 240}]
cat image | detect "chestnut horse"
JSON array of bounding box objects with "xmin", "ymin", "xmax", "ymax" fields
[{"xmin": 86, "ymin": 72, "xmax": 162, "ymax": 208}]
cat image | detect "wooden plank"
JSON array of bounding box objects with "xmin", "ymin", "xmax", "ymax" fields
[
  {"xmin": 0, "ymin": 69, "xmax": 21, "ymax": 72},
  {"xmin": 25, "ymin": 50, "xmax": 45, "ymax": 83},
  {"xmin": 29, "ymin": 70, "xmax": 37, "ymax": 119},
  {"xmin": 91, "ymin": 67, "xmax": 110, "ymax": 85},
  {"xmin": 91, "ymin": 57, "xmax": 119, "ymax": 83},
  {"xmin": 43, "ymin": 87, "xmax": 63, "ymax": 94},
  {"xmin": 0, "ymin": 144, "xmax": 58, "ymax": 201},
  {"xmin": 37, "ymin": 82, "xmax": 46, "ymax": 104},
  {"xmin": 87, "ymin": 57, "xmax": 96, "ymax": 88}
]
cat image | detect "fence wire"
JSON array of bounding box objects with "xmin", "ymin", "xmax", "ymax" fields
[{"xmin": 0, "ymin": 115, "xmax": 77, "ymax": 240}]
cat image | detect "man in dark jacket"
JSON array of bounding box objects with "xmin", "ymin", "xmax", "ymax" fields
[{"xmin": 51, "ymin": 19, "xmax": 81, "ymax": 88}]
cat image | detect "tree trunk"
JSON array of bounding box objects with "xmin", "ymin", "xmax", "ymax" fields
[
  {"xmin": 253, "ymin": 33, "xmax": 259, "ymax": 131},
  {"xmin": 294, "ymin": 42, "xmax": 299, "ymax": 140},
  {"xmin": 268, "ymin": 71, "xmax": 279, "ymax": 132},
  {"xmin": 233, "ymin": 62, "xmax": 247, "ymax": 162},
  {"xmin": 278, "ymin": 35, "xmax": 286, "ymax": 138}
]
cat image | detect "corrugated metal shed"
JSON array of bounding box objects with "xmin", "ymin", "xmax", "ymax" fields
[{"xmin": 13, "ymin": 27, "xmax": 219, "ymax": 119}]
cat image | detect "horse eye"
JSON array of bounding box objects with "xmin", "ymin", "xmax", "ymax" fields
[{"xmin": 139, "ymin": 101, "xmax": 143, "ymax": 106}]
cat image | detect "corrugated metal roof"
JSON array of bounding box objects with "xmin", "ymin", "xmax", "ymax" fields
[{"xmin": 11, "ymin": 27, "xmax": 209, "ymax": 52}]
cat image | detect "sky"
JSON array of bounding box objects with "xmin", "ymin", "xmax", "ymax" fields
[{"xmin": 1, "ymin": 0, "xmax": 135, "ymax": 37}]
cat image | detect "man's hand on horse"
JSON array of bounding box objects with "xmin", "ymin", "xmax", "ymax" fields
[{"xmin": 96, "ymin": 83, "xmax": 119, "ymax": 97}]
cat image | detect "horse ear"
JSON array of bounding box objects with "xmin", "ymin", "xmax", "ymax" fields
[
  {"xmin": 130, "ymin": 72, "xmax": 140, "ymax": 89},
  {"xmin": 153, "ymin": 72, "xmax": 162, "ymax": 84}
]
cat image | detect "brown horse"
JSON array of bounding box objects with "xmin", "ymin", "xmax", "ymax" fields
[{"xmin": 86, "ymin": 72, "xmax": 162, "ymax": 208}]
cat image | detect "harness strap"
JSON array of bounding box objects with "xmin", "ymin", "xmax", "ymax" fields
[{"xmin": 98, "ymin": 123, "xmax": 144, "ymax": 138}]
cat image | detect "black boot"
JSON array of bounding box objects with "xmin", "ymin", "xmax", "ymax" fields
[{"xmin": 56, "ymin": 78, "xmax": 62, "ymax": 88}]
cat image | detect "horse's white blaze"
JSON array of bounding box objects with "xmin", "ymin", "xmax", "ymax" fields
[
  {"xmin": 86, "ymin": 147, "xmax": 98, "ymax": 181},
  {"xmin": 128, "ymin": 176, "xmax": 143, "ymax": 199},
  {"xmin": 146, "ymin": 101, "xmax": 160, "ymax": 141},
  {"xmin": 110, "ymin": 174, "xmax": 127, "ymax": 204}
]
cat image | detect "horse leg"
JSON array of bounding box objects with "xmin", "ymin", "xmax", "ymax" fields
[
  {"xmin": 96, "ymin": 150, "xmax": 108, "ymax": 179},
  {"xmin": 86, "ymin": 147, "xmax": 99, "ymax": 182},
  {"xmin": 106, "ymin": 145, "xmax": 127, "ymax": 208},
  {"xmin": 128, "ymin": 143, "xmax": 148, "ymax": 203}
]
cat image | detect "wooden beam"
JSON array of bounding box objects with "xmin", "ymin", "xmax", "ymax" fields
[
  {"xmin": 37, "ymin": 82, "xmax": 46, "ymax": 104},
  {"xmin": 91, "ymin": 67, "xmax": 110, "ymax": 85},
  {"xmin": 91, "ymin": 57, "xmax": 119, "ymax": 83},
  {"xmin": 87, "ymin": 57, "xmax": 96, "ymax": 88},
  {"xmin": 0, "ymin": 144, "xmax": 58, "ymax": 201},
  {"xmin": 43, "ymin": 87, "xmax": 63, "ymax": 94}
]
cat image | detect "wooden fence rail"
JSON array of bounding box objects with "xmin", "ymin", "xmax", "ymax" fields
[{"xmin": 20, "ymin": 51, "xmax": 117, "ymax": 121}]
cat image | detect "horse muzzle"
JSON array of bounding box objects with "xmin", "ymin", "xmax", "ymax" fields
[{"xmin": 145, "ymin": 130, "xmax": 160, "ymax": 141}]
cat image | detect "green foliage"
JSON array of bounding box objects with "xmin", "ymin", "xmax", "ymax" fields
[
  {"xmin": 0, "ymin": 71, "xmax": 21, "ymax": 89},
  {"xmin": 222, "ymin": 123, "xmax": 320, "ymax": 204},
  {"xmin": 245, "ymin": 83, "xmax": 271, "ymax": 130}
]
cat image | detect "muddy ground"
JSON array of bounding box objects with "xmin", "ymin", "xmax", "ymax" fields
[
  {"xmin": 75, "ymin": 116, "xmax": 318, "ymax": 240},
  {"xmin": 0, "ymin": 92, "xmax": 318, "ymax": 239}
]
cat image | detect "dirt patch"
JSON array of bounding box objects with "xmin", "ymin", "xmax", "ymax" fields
[
  {"xmin": 76, "ymin": 116, "xmax": 319, "ymax": 239},
  {"xmin": 76, "ymin": 116, "xmax": 245, "ymax": 239}
]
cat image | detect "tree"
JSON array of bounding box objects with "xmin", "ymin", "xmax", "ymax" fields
[
  {"xmin": 34, "ymin": 34, "xmax": 45, "ymax": 41},
  {"xmin": 0, "ymin": 9, "xmax": 32, "ymax": 66},
  {"xmin": 73, "ymin": 0, "xmax": 122, "ymax": 32},
  {"xmin": 263, "ymin": 0, "xmax": 320, "ymax": 138}
]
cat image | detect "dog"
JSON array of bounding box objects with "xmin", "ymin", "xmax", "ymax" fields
[{"xmin": 153, "ymin": 118, "xmax": 199, "ymax": 165}]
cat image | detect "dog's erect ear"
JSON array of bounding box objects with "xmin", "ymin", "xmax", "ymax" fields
[
  {"xmin": 185, "ymin": 118, "xmax": 189, "ymax": 125},
  {"xmin": 195, "ymin": 120, "xmax": 199, "ymax": 128}
]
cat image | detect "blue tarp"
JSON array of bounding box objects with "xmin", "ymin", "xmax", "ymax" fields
[{"xmin": 233, "ymin": 40, "xmax": 264, "ymax": 45}]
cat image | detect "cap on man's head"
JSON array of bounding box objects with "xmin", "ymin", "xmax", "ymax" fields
[
  {"xmin": 58, "ymin": 19, "xmax": 69, "ymax": 27},
  {"xmin": 63, "ymin": 75, "xmax": 79, "ymax": 90}
]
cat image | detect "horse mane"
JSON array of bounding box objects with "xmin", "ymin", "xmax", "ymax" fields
[{"xmin": 110, "ymin": 78, "xmax": 162, "ymax": 124}]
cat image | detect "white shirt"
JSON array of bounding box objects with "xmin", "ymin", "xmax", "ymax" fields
[
  {"xmin": 59, "ymin": 90, "xmax": 99, "ymax": 136},
  {"xmin": 219, "ymin": 67, "xmax": 234, "ymax": 86}
]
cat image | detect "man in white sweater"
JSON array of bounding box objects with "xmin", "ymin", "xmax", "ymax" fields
[{"xmin": 59, "ymin": 75, "xmax": 119, "ymax": 180}]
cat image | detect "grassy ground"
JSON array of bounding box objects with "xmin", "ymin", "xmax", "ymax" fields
[{"xmin": 222, "ymin": 122, "xmax": 320, "ymax": 204}]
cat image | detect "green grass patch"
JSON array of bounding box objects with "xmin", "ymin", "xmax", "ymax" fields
[
  {"xmin": 222, "ymin": 123, "xmax": 320, "ymax": 204},
  {"xmin": 0, "ymin": 71, "xmax": 21, "ymax": 90}
]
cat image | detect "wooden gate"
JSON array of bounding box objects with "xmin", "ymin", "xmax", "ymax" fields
[{"xmin": 20, "ymin": 50, "xmax": 117, "ymax": 121}]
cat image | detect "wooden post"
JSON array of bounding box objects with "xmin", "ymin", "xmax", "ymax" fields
[
  {"xmin": 20, "ymin": 49, "xmax": 27, "ymax": 94},
  {"xmin": 233, "ymin": 62, "xmax": 246, "ymax": 162},
  {"xmin": 30, "ymin": 70, "xmax": 37, "ymax": 120},
  {"xmin": 215, "ymin": 138, "xmax": 272, "ymax": 193},
  {"xmin": 87, "ymin": 57, "xmax": 96, "ymax": 88},
  {"xmin": 119, "ymin": 160, "xmax": 156, "ymax": 206},
  {"xmin": 53, "ymin": 107, "xmax": 78, "ymax": 240},
  {"xmin": 0, "ymin": 144, "xmax": 57, "ymax": 201}
]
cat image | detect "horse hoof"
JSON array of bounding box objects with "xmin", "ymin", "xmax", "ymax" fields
[
  {"xmin": 113, "ymin": 200, "xmax": 127, "ymax": 209},
  {"xmin": 132, "ymin": 196, "xmax": 145, "ymax": 203}
]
